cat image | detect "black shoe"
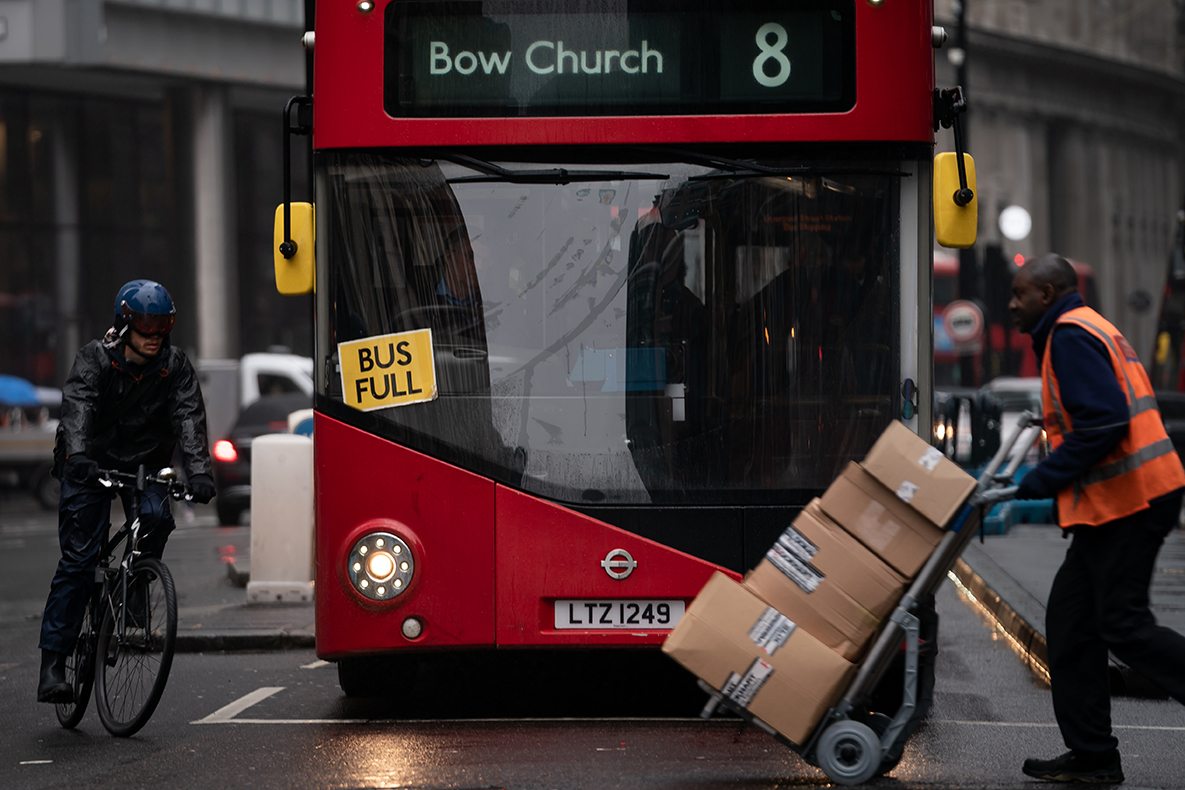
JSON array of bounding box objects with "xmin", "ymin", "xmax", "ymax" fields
[
  {"xmin": 1022, "ymin": 750, "xmax": 1124, "ymax": 783},
  {"xmin": 36, "ymin": 649, "xmax": 73, "ymax": 704}
]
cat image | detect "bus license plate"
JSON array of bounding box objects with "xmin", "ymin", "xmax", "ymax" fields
[{"xmin": 553, "ymin": 600, "xmax": 685, "ymax": 630}]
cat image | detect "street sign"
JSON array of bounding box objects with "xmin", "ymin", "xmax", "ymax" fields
[{"xmin": 943, "ymin": 300, "xmax": 984, "ymax": 345}]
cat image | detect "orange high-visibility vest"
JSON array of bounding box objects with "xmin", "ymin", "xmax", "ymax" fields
[{"xmin": 1042, "ymin": 306, "xmax": 1185, "ymax": 527}]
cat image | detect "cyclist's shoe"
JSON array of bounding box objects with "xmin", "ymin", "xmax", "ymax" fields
[
  {"xmin": 1022, "ymin": 750, "xmax": 1124, "ymax": 783},
  {"xmin": 36, "ymin": 649, "xmax": 73, "ymax": 704}
]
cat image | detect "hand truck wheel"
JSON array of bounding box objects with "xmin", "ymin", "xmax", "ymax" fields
[{"xmin": 816, "ymin": 720, "xmax": 881, "ymax": 786}]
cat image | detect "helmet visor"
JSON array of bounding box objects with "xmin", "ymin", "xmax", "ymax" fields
[{"xmin": 123, "ymin": 309, "xmax": 175, "ymax": 337}]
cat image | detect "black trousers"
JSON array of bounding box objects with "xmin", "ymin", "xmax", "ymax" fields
[{"xmin": 1046, "ymin": 493, "xmax": 1185, "ymax": 755}]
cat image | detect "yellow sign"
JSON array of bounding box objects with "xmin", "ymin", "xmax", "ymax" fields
[{"xmin": 338, "ymin": 329, "xmax": 437, "ymax": 411}]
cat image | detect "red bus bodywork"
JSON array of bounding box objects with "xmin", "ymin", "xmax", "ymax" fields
[
  {"xmin": 311, "ymin": 0, "xmax": 937, "ymax": 658},
  {"xmin": 316, "ymin": 412, "xmax": 731, "ymax": 655},
  {"xmin": 313, "ymin": 1, "xmax": 934, "ymax": 149}
]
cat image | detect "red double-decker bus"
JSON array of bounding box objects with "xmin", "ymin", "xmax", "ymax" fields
[{"xmin": 277, "ymin": 0, "xmax": 966, "ymax": 693}]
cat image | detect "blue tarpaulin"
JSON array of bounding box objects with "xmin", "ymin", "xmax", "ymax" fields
[{"xmin": 0, "ymin": 375, "xmax": 40, "ymax": 407}]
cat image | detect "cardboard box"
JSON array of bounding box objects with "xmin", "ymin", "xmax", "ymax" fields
[
  {"xmin": 820, "ymin": 463, "xmax": 946, "ymax": 578},
  {"xmin": 663, "ymin": 572, "xmax": 856, "ymax": 745},
  {"xmin": 860, "ymin": 420, "xmax": 977, "ymax": 527},
  {"xmin": 743, "ymin": 501, "xmax": 907, "ymax": 661}
]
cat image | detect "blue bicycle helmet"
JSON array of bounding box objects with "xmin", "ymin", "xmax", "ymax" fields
[{"xmin": 114, "ymin": 280, "xmax": 176, "ymax": 337}]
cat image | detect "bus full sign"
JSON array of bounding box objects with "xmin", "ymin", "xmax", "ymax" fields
[
  {"xmin": 384, "ymin": 0, "xmax": 854, "ymax": 118},
  {"xmin": 339, "ymin": 330, "xmax": 438, "ymax": 412}
]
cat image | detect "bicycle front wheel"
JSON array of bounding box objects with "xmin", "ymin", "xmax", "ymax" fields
[
  {"xmin": 55, "ymin": 603, "xmax": 96, "ymax": 729},
  {"xmin": 94, "ymin": 557, "xmax": 178, "ymax": 737}
]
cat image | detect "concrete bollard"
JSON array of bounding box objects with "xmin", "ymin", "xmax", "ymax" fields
[{"xmin": 246, "ymin": 434, "xmax": 314, "ymax": 603}]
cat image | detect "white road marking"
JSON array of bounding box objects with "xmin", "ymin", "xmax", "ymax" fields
[
  {"xmin": 191, "ymin": 686, "xmax": 285, "ymax": 724},
  {"xmin": 935, "ymin": 719, "xmax": 1185, "ymax": 732},
  {"xmin": 300, "ymin": 659, "xmax": 330, "ymax": 670},
  {"xmin": 190, "ymin": 694, "xmax": 1185, "ymax": 732},
  {"xmin": 200, "ymin": 717, "xmax": 706, "ymax": 724},
  {"xmin": 20, "ymin": 760, "xmax": 53, "ymax": 765}
]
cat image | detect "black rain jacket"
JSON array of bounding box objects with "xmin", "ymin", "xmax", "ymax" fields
[{"xmin": 55, "ymin": 338, "xmax": 212, "ymax": 479}]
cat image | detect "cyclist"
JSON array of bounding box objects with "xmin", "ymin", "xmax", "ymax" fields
[{"xmin": 37, "ymin": 280, "xmax": 215, "ymax": 704}]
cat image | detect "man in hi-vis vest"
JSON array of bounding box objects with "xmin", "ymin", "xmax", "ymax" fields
[{"xmin": 1010, "ymin": 254, "xmax": 1185, "ymax": 784}]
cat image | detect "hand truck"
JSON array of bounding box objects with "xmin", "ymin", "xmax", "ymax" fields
[{"xmin": 696, "ymin": 412, "xmax": 1043, "ymax": 785}]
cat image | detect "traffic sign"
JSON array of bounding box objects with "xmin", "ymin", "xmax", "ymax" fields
[{"xmin": 943, "ymin": 300, "xmax": 984, "ymax": 345}]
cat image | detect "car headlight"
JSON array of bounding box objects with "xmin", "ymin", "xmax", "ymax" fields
[{"xmin": 347, "ymin": 532, "xmax": 414, "ymax": 601}]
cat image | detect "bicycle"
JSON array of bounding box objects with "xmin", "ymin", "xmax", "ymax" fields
[{"xmin": 54, "ymin": 465, "xmax": 190, "ymax": 736}]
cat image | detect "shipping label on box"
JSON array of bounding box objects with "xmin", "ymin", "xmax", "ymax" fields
[
  {"xmin": 721, "ymin": 658, "xmax": 774, "ymax": 707},
  {"xmin": 747, "ymin": 607, "xmax": 797, "ymax": 655},
  {"xmin": 861, "ymin": 421, "xmax": 976, "ymax": 526},
  {"xmin": 766, "ymin": 532, "xmax": 825, "ymax": 593},
  {"xmin": 820, "ymin": 464, "xmax": 946, "ymax": 578},
  {"xmin": 744, "ymin": 501, "xmax": 906, "ymax": 660},
  {"xmin": 663, "ymin": 572, "xmax": 856, "ymax": 745}
]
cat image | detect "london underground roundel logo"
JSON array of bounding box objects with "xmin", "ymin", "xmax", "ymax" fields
[{"xmin": 601, "ymin": 548, "xmax": 637, "ymax": 580}]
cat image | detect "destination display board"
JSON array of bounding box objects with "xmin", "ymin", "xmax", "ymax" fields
[{"xmin": 384, "ymin": 0, "xmax": 855, "ymax": 117}]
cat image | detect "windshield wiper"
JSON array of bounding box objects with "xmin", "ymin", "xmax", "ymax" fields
[
  {"xmin": 686, "ymin": 166, "xmax": 911, "ymax": 181},
  {"xmin": 630, "ymin": 146, "xmax": 910, "ymax": 179},
  {"xmin": 441, "ymin": 153, "xmax": 668, "ymax": 185}
]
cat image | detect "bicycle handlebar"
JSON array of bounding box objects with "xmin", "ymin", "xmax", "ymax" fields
[{"xmin": 97, "ymin": 466, "xmax": 193, "ymax": 501}]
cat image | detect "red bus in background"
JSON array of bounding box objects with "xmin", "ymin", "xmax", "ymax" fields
[
  {"xmin": 296, "ymin": 0, "xmax": 943, "ymax": 692},
  {"xmin": 933, "ymin": 250, "xmax": 1097, "ymax": 386}
]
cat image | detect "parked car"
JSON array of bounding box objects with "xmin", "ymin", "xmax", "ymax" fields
[
  {"xmin": 196, "ymin": 352, "xmax": 314, "ymax": 456},
  {"xmin": 211, "ymin": 392, "xmax": 312, "ymax": 525}
]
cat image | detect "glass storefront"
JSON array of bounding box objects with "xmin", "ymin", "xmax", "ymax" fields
[{"xmin": 0, "ymin": 90, "xmax": 312, "ymax": 387}]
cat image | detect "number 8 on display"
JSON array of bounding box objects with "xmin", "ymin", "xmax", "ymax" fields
[{"xmin": 753, "ymin": 22, "xmax": 791, "ymax": 88}]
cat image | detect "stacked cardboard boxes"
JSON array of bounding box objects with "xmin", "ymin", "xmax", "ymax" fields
[
  {"xmin": 744, "ymin": 500, "xmax": 907, "ymax": 661},
  {"xmin": 664, "ymin": 420, "xmax": 978, "ymax": 745},
  {"xmin": 662, "ymin": 572, "xmax": 858, "ymax": 744}
]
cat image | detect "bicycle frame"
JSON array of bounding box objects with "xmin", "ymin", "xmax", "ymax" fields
[
  {"xmin": 95, "ymin": 466, "xmax": 185, "ymax": 656},
  {"xmin": 59, "ymin": 464, "xmax": 187, "ymax": 735}
]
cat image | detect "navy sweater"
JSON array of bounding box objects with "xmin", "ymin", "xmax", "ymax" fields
[{"xmin": 1018, "ymin": 293, "xmax": 1129, "ymax": 498}]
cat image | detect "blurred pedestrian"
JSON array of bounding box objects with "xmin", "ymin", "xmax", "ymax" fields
[
  {"xmin": 37, "ymin": 280, "xmax": 215, "ymax": 704},
  {"xmin": 1010, "ymin": 253, "xmax": 1185, "ymax": 783}
]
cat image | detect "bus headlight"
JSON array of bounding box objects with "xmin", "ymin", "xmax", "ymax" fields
[{"xmin": 347, "ymin": 533, "xmax": 414, "ymax": 601}]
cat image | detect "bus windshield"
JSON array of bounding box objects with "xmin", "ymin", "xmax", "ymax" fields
[{"xmin": 318, "ymin": 150, "xmax": 901, "ymax": 504}]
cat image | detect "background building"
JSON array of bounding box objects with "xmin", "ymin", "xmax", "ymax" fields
[
  {"xmin": 0, "ymin": 0, "xmax": 310, "ymax": 385},
  {"xmin": 935, "ymin": 0, "xmax": 1185, "ymax": 380},
  {"xmin": 3, "ymin": 1, "xmax": 1185, "ymax": 388}
]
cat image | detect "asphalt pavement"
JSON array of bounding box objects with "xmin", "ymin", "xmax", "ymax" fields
[
  {"xmin": 6, "ymin": 488, "xmax": 1185, "ymax": 788},
  {"xmin": 6, "ymin": 483, "xmax": 1185, "ymax": 688},
  {"xmin": 0, "ymin": 490, "xmax": 314, "ymax": 655},
  {"xmin": 954, "ymin": 518, "xmax": 1185, "ymax": 694}
]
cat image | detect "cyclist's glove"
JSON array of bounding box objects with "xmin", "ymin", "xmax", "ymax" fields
[
  {"xmin": 64, "ymin": 454, "xmax": 99, "ymax": 485},
  {"xmin": 189, "ymin": 473, "xmax": 216, "ymax": 504}
]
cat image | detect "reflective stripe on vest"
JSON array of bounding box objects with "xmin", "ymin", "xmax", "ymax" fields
[
  {"xmin": 1041, "ymin": 307, "xmax": 1185, "ymax": 527},
  {"xmin": 1080, "ymin": 436, "xmax": 1177, "ymax": 487}
]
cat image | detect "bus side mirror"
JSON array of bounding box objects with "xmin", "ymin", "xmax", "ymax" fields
[
  {"xmin": 274, "ymin": 202, "xmax": 315, "ymax": 295},
  {"xmin": 934, "ymin": 152, "xmax": 977, "ymax": 248}
]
